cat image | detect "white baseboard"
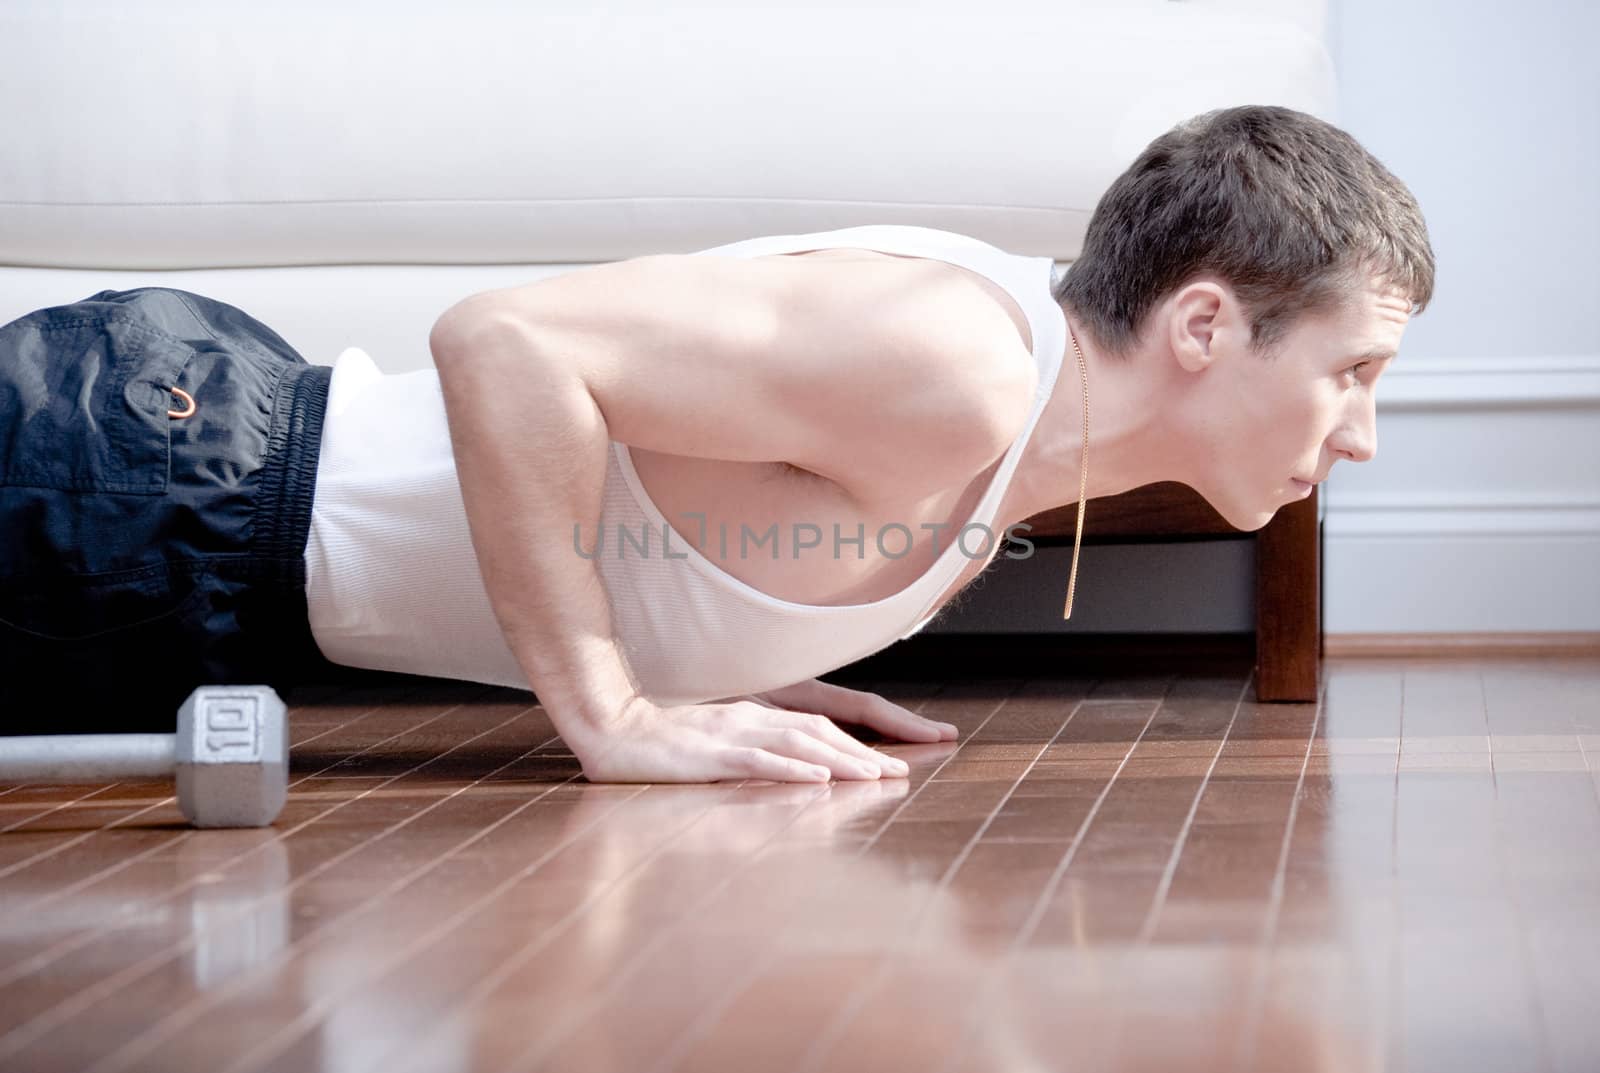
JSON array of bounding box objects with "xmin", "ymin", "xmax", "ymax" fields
[
  {"xmin": 1325, "ymin": 632, "xmax": 1600, "ymax": 657},
  {"xmin": 1324, "ymin": 354, "xmax": 1600, "ymax": 634}
]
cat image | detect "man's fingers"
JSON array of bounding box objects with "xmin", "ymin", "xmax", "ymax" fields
[
  {"xmin": 805, "ymin": 682, "xmax": 958, "ymax": 742},
  {"xmin": 724, "ymin": 747, "xmax": 831, "ymax": 783},
  {"xmin": 782, "ymin": 713, "xmax": 911, "ymax": 778},
  {"xmin": 731, "ymin": 702, "xmax": 909, "ymax": 778},
  {"xmin": 754, "ymin": 679, "xmax": 956, "ymax": 742},
  {"xmin": 741, "ymin": 729, "xmax": 886, "ymax": 781}
]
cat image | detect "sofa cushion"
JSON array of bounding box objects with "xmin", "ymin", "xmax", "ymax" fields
[{"xmin": 0, "ymin": 1, "xmax": 1334, "ymax": 270}]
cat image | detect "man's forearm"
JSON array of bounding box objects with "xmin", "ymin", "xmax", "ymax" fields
[{"xmin": 430, "ymin": 310, "xmax": 642, "ymax": 741}]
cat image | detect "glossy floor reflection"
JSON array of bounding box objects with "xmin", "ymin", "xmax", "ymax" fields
[{"xmin": 1, "ymin": 654, "xmax": 1597, "ymax": 1073}]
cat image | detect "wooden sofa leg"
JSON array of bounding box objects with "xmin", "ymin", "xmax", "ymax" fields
[{"xmin": 1254, "ymin": 488, "xmax": 1321, "ymax": 702}]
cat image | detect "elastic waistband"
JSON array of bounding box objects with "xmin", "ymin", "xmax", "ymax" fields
[{"xmin": 253, "ymin": 360, "xmax": 333, "ymax": 560}]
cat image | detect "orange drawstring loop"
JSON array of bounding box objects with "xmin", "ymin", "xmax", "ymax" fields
[{"xmin": 166, "ymin": 385, "xmax": 196, "ymax": 419}]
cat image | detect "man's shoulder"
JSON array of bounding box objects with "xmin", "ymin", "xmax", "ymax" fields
[{"xmin": 798, "ymin": 257, "xmax": 1038, "ymax": 502}]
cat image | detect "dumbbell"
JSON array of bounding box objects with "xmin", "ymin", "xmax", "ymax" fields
[{"xmin": 0, "ymin": 685, "xmax": 288, "ymax": 828}]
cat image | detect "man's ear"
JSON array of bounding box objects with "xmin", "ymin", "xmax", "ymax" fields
[{"xmin": 1165, "ymin": 280, "xmax": 1229, "ymax": 374}]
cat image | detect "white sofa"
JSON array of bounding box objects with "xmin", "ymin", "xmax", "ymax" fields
[
  {"xmin": 1, "ymin": 0, "xmax": 1333, "ymax": 358},
  {"xmin": 0, "ymin": 0, "xmax": 1337, "ymax": 696}
]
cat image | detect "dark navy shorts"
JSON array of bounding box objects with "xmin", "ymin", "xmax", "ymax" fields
[{"xmin": 1, "ymin": 287, "xmax": 337, "ymax": 733}]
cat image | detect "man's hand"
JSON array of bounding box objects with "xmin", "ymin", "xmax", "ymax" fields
[
  {"xmin": 564, "ymin": 682, "xmax": 958, "ymax": 785},
  {"xmin": 746, "ymin": 678, "xmax": 960, "ymax": 744},
  {"xmin": 570, "ymin": 695, "xmax": 916, "ymax": 785}
]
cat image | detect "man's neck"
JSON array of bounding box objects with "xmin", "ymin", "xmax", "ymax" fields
[{"xmin": 1000, "ymin": 308, "xmax": 1191, "ymax": 529}]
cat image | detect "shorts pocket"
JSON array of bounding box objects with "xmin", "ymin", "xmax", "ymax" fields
[{"xmin": 0, "ymin": 308, "xmax": 196, "ymax": 495}]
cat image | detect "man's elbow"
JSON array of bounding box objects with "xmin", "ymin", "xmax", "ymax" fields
[{"xmin": 429, "ymin": 292, "xmax": 511, "ymax": 363}]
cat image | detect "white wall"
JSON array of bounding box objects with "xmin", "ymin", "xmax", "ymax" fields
[
  {"xmin": 1331, "ymin": 0, "xmax": 1598, "ymax": 361},
  {"xmin": 1323, "ymin": 0, "xmax": 1600, "ymax": 634}
]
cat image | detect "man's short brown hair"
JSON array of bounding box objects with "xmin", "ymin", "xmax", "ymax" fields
[{"xmin": 1054, "ymin": 105, "xmax": 1435, "ymax": 356}]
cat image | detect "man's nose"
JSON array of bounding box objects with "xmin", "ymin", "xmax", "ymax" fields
[{"xmin": 1335, "ymin": 409, "xmax": 1378, "ymax": 464}]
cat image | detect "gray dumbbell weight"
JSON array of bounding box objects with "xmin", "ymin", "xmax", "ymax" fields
[{"xmin": 0, "ymin": 685, "xmax": 288, "ymax": 828}]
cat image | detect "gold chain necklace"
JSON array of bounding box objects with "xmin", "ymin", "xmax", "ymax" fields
[{"xmin": 1062, "ymin": 323, "xmax": 1090, "ymax": 619}]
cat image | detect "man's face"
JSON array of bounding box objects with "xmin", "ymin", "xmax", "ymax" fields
[{"xmin": 1197, "ymin": 273, "xmax": 1412, "ymax": 531}]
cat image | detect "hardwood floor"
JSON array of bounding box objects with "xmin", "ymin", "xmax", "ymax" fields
[{"xmin": 1, "ymin": 647, "xmax": 1597, "ymax": 1073}]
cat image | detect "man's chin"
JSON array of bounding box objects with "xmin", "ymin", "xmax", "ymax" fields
[
  {"xmin": 1220, "ymin": 502, "xmax": 1277, "ymax": 533},
  {"xmin": 1197, "ymin": 490, "xmax": 1274, "ymax": 533}
]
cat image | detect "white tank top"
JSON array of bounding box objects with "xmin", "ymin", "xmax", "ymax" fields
[{"xmin": 303, "ymin": 225, "xmax": 1065, "ymax": 704}]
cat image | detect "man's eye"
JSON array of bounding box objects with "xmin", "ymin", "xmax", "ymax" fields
[{"xmin": 1343, "ymin": 362, "xmax": 1369, "ymax": 381}]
